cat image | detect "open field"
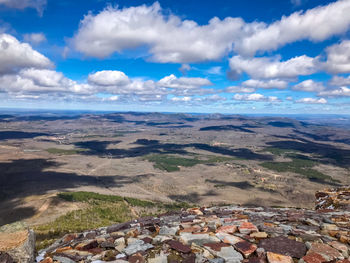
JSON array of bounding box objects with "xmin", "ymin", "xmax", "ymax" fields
[{"xmin": 0, "ymin": 111, "xmax": 349, "ymax": 238}]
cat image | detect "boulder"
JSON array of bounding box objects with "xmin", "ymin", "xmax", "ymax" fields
[{"xmin": 0, "ymin": 222, "xmax": 35, "ymax": 263}]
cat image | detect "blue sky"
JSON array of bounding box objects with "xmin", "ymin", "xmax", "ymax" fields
[{"xmin": 0, "ymin": 0, "xmax": 350, "ymax": 114}]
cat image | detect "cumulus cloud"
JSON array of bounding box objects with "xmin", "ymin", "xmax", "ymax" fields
[
  {"xmin": 72, "ymin": 1, "xmax": 350, "ymax": 62},
  {"xmin": 171, "ymin": 96, "xmax": 192, "ymax": 102},
  {"xmin": 292, "ymin": 79, "xmax": 325, "ymax": 92},
  {"xmin": 23, "ymin": 32, "xmax": 46, "ymax": 45},
  {"xmin": 158, "ymin": 74, "xmax": 212, "ymax": 89},
  {"xmin": 323, "ymin": 40, "xmax": 350, "ymax": 74},
  {"xmin": 0, "ymin": 0, "xmax": 47, "ymax": 15},
  {"xmin": 234, "ymin": 0, "xmax": 350, "ymax": 56},
  {"xmin": 242, "ymin": 79, "xmax": 288, "ymax": 89},
  {"xmin": 72, "ymin": 2, "xmax": 252, "ymax": 63},
  {"xmin": 0, "ymin": 34, "xmax": 53, "ymax": 74},
  {"xmin": 296, "ymin": 97, "xmax": 327, "ymax": 104},
  {"xmin": 228, "ymin": 55, "xmax": 317, "ymax": 80},
  {"xmin": 0, "ymin": 70, "xmax": 72, "ymax": 94},
  {"xmin": 88, "ymin": 70, "xmax": 130, "ymax": 86},
  {"xmin": 233, "ymin": 93, "xmax": 280, "ymax": 102},
  {"xmin": 329, "ymin": 75, "xmax": 350, "ymax": 86},
  {"xmin": 318, "ymin": 86, "xmax": 350, "ymax": 97},
  {"xmin": 226, "ymin": 86, "xmax": 256, "ymax": 93}
]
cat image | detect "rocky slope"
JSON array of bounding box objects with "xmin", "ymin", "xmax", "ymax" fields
[{"xmin": 2, "ymin": 187, "xmax": 350, "ymax": 263}]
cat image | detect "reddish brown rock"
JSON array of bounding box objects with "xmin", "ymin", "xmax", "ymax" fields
[
  {"xmin": 168, "ymin": 240, "xmax": 192, "ymax": 253},
  {"xmin": 308, "ymin": 242, "xmax": 344, "ymax": 261},
  {"xmin": 259, "ymin": 236, "xmax": 307, "ymax": 258},
  {"xmin": 203, "ymin": 242, "xmax": 230, "ymax": 251},
  {"xmin": 266, "ymin": 252, "xmax": 293, "ymax": 263},
  {"xmin": 129, "ymin": 253, "xmax": 145, "ymax": 263},
  {"xmin": 300, "ymin": 253, "xmax": 327, "ymax": 263},
  {"xmin": 216, "ymin": 225, "xmax": 237, "ymax": 234},
  {"xmin": 235, "ymin": 240, "xmax": 258, "ymax": 258},
  {"xmin": 239, "ymin": 222, "xmax": 258, "ymax": 234}
]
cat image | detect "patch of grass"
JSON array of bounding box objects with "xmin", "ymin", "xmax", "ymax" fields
[
  {"xmin": 262, "ymin": 147, "xmax": 298, "ymax": 156},
  {"xmin": 35, "ymin": 201, "xmax": 131, "ymax": 250},
  {"xmin": 144, "ymin": 154, "xmax": 235, "ymax": 172},
  {"xmin": 124, "ymin": 197, "xmax": 156, "ymax": 207},
  {"xmin": 46, "ymin": 148, "xmax": 87, "ymax": 155},
  {"xmin": 260, "ymin": 157, "xmax": 337, "ymax": 183},
  {"xmin": 58, "ymin": 191, "xmax": 124, "ymax": 203},
  {"xmin": 35, "ymin": 191, "xmax": 192, "ymax": 250}
]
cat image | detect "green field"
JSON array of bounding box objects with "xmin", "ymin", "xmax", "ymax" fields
[
  {"xmin": 144, "ymin": 154, "xmax": 235, "ymax": 172},
  {"xmin": 46, "ymin": 148, "xmax": 87, "ymax": 155},
  {"xmin": 35, "ymin": 191, "xmax": 191, "ymax": 250},
  {"xmin": 260, "ymin": 157, "xmax": 337, "ymax": 183}
]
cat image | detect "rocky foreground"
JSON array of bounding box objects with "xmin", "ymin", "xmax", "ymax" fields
[{"xmin": 1, "ymin": 187, "xmax": 350, "ymax": 263}]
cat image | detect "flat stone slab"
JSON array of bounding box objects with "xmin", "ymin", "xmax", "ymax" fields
[{"xmin": 259, "ymin": 236, "xmax": 307, "ymax": 258}]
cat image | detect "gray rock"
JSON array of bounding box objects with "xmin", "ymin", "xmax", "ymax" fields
[
  {"xmin": 123, "ymin": 239, "xmax": 153, "ymax": 256},
  {"xmin": 158, "ymin": 226, "xmax": 179, "ymax": 235},
  {"xmin": 180, "ymin": 233, "xmax": 220, "ymax": 246},
  {"xmin": 209, "ymin": 258, "xmax": 225, "ymax": 263},
  {"xmin": 216, "ymin": 246, "xmax": 243, "ymax": 263},
  {"xmin": 0, "ymin": 223, "xmax": 35, "ymax": 263},
  {"xmin": 53, "ymin": 255, "xmax": 76, "ymax": 263}
]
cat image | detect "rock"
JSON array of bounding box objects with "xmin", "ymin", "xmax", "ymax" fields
[
  {"xmin": 234, "ymin": 241, "xmax": 257, "ymax": 258},
  {"xmin": 239, "ymin": 222, "xmax": 258, "ymax": 234},
  {"xmin": 216, "ymin": 225, "xmax": 237, "ymax": 234},
  {"xmin": 123, "ymin": 240, "xmax": 153, "ymax": 256},
  {"xmin": 0, "ymin": 222, "xmax": 35, "ymax": 263},
  {"xmin": 0, "ymin": 252, "xmax": 14, "ymax": 263},
  {"xmin": 307, "ymin": 242, "xmax": 344, "ymax": 261},
  {"xmin": 148, "ymin": 253, "xmax": 168, "ymax": 263},
  {"xmin": 328, "ymin": 241, "xmax": 349, "ymax": 258},
  {"xmin": 158, "ymin": 226, "xmax": 179, "ymax": 236},
  {"xmin": 267, "ymin": 252, "xmax": 293, "ymax": 263},
  {"xmin": 250, "ymin": 232, "xmax": 268, "ymax": 239},
  {"xmin": 167, "ymin": 240, "xmax": 192, "ymax": 253},
  {"xmin": 52, "ymin": 255, "xmax": 76, "ymax": 263},
  {"xmin": 128, "ymin": 252, "xmax": 145, "ymax": 263},
  {"xmin": 216, "ymin": 233, "xmax": 244, "ymax": 245},
  {"xmin": 259, "ymin": 236, "xmax": 307, "ymax": 258},
  {"xmin": 180, "ymin": 233, "xmax": 220, "ymax": 246},
  {"xmin": 216, "ymin": 246, "xmax": 243, "ymax": 263},
  {"xmin": 299, "ymin": 252, "xmax": 327, "ymax": 263}
]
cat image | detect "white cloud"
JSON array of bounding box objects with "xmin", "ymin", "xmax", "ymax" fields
[
  {"xmin": 171, "ymin": 96, "xmax": 192, "ymax": 102},
  {"xmin": 105, "ymin": 95, "xmax": 119, "ymax": 101},
  {"xmin": 0, "ymin": 0, "xmax": 47, "ymax": 15},
  {"xmin": 234, "ymin": 0, "xmax": 350, "ymax": 56},
  {"xmin": 329, "ymin": 75, "xmax": 350, "ymax": 86},
  {"xmin": 318, "ymin": 86, "xmax": 350, "ymax": 97},
  {"xmin": 72, "ymin": 2, "xmax": 251, "ymax": 63},
  {"xmin": 226, "ymin": 86, "xmax": 256, "ymax": 93},
  {"xmin": 72, "ymin": 1, "xmax": 350, "ymax": 62},
  {"xmin": 23, "ymin": 33, "xmax": 46, "ymax": 45},
  {"xmin": 88, "ymin": 70, "xmax": 130, "ymax": 86},
  {"xmin": 228, "ymin": 55, "xmax": 317, "ymax": 79},
  {"xmin": 296, "ymin": 97, "xmax": 327, "ymax": 104},
  {"xmin": 0, "ymin": 34, "xmax": 53, "ymax": 74},
  {"xmin": 323, "ymin": 40, "xmax": 350, "ymax": 74},
  {"xmin": 158, "ymin": 74, "xmax": 212, "ymax": 89},
  {"xmin": 242, "ymin": 79, "xmax": 288, "ymax": 89},
  {"xmin": 292, "ymin": 79, "xmax": 325, "ymax": 92},
  {"xmin": 20, "ymin": 68, "xmax": 73, "ymax": 87},
  {"xmin": 233, "ymin": 93, "xmax": 280, "ymax": 102}
]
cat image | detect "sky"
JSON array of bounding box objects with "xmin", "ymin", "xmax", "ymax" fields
[{"xmin": 0, "ymin": 0, "xmax": 350, "ymax": 114}]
